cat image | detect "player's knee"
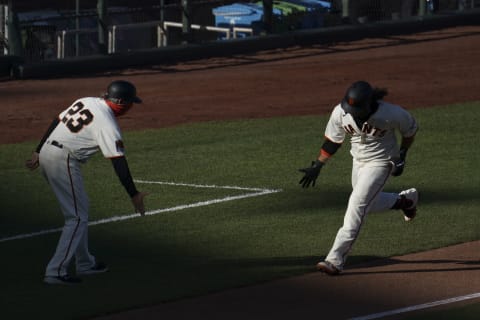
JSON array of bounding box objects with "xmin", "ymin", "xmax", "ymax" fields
[
  {"xmin": 339, "ymin": 226, "xmax": 360, "ymax": 240},
  {"xmin": 64, "ymin": 216, "xmax": 88, "ymax": 225}
]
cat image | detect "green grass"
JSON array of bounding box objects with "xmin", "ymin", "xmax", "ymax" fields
[{"xmin": 0, "ymin": 102, "xmax": 479, "ymax": 319}]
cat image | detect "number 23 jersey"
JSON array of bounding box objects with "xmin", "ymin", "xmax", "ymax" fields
[{"xmin": 49, "ymin": 97, "xmax": 125, "ymax": 162}]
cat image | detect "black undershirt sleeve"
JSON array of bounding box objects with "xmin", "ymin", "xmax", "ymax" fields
[
  {"xmin": 111, "ymin": 157, "xmax": 139, "ymax": 198},
  {"xmin": 321, "ymin": 139, "xmax": 342, "ymax": 156},
  {"xmin": 35, "ymin": 117, "xmax": 60, "ymax": 153}
]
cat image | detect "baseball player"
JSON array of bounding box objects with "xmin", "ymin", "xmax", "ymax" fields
[
  {"xmin": 299, "ymin": 81, "xmax": 418, "ymax": 275},
  {"xmin": 26, "ymin": 80, "xmax": 147, "ymax": 285}
]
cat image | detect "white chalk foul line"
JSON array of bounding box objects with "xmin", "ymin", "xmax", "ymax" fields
[
  {"xmin": 0, "ymin": 181, "xmax": 282, "ymax": 243},
  {"xmin": 134, "ymin": 179, "xmax": 273, "ymax": 192},
  {"xmin": 349, "ymin": 292, "xmax": 480, "ymax": 320}
]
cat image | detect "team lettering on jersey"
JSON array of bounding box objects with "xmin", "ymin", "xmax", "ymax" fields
[{"xmin": 342, "ymin": 123, "xmax": 387, "ymax": 138}]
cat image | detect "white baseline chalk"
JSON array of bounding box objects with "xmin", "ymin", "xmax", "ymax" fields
[
  {"xmin": 0, "ymin": 181, "xmax": 281, "ymax": 243},
  {"xmin": 350, "ymin": 292, "xmax": 480, "ymax": 320},
  {"xmin": 134, "ymin": 179, "xmax": 276, "ymax": 192}
]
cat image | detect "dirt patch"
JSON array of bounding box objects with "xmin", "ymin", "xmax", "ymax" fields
[
  {"xmin": 92, "ymin": 241, "xmax": 480, "ymax": 320},
  {"xmin": 2, "ymin": 25, "xmax": 480, "ymax": 319}
]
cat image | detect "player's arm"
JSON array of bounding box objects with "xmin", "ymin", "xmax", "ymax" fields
[
  {"xmin": 400, "ymin": 134, "xmax": 415, "ymax": 153},
  {"xmin": 111, "ymin": 156, "xmax": 147, "ymax": 215},
  {"xmin": 299, "ymin": 137, "xmax": 342, "ymax": 188},
  {"xmin": 318, "ymin": 106, "xmax": 345, "ymax": 164},
  {"xmin": 299, "ymin": 106, "xmax": 344, "ymax": 188},
  {"xmin": 392, "ymin": 108, "xmax": 418, "ymax": 176},
  {"xmin": 317, "ymin": 137, "xmax": 342, "ymax": 164},
  {"xmin": 25, "ymin": 117, "xmax": 60, "ymax": 170},
  {"xmin": 396, "ymin": 108, "xmax": 418, "ymax": 165},
  {"xmin": 35, "ymin": 117, "xmax": 60, "ymax": 153},
  {"xmin": 398, "ymin": 134, "xmax": 416, "ymax": 163},
  {"xmin": 391, "ymin": 134, "xmax": 416, "ymax": 177}
]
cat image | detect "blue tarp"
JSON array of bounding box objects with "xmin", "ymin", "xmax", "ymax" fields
[
  {"xmin": 212, "ymin": 1, "xmax": 331, "ymax": 36},
  {"xmin": 212, "ymin": 3, "xmax": 282, "ymax": 37}
]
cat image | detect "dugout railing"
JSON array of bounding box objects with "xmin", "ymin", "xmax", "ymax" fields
[
  {"xmin": 2, "ymin": 0, "xmax": 480, "ymax": 61},
  {"xmin": 1, "ymin": 0, "xmax": 480, "ymax": 78},
  {"xmin": 54, "ymin": 20, "xmax": 254, "ymax": 58}
]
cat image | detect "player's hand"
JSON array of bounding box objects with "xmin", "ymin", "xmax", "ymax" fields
[
  {"xmin": 132, "ymin": 191, "xmax": 148, "ymax": 216},
  {"xmin": 391, "ymin": 159, "xmax": 405, "ymax": 176},
  {"xmin": 391, "ymin": 148, "xmax": 407, "ymax": 177},
  {"xmin": 299, "ymin": 160, "xmax": 324, "ymax": 188},
  {"xmin": 25, "ymin": 152, "xmax": 40, "ymax": 171}
]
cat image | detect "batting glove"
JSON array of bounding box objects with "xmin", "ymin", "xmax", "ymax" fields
[
  {"xmin": 299, "ymin": 160, "xmax": 324, "ymax": 188},
  {"xmin": 391, "ymin": 149, "xmax": 408, "ymax": 177}
]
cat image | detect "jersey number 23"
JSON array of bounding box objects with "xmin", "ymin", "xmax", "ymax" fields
[{"xmin": 62, "ymin": 102, "xmax": 94, "ymax": 133}]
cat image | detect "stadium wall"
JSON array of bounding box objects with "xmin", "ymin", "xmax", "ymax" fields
[{"xmin": 3, "ymin": 9, "xmax": 480, "ymax": 79}]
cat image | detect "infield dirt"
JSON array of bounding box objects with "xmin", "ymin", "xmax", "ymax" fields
[
  {"xmin": 2, "ymin": 26, "xmax": 480, "ymax": 145},
  {"xmin": 93, "ymin": 241, "xmax": 480, "ymax": 320}
]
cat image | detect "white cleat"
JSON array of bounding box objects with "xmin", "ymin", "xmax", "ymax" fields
[
  {"xmin": 316, "ymin": 261, "xmax": 341, "ymax": 276},
  {"xmin": 399, "ymin": 188, "xmax": 418, "ymax": 221}
]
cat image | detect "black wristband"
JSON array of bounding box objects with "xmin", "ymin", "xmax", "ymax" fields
[{"xmin": 321, "ymin": 139, "xmax": 342, "ymax": 157}]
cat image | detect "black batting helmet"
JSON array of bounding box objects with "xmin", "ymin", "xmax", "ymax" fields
[
  {"xmin": 105, "ymin": 80, "xmax": 142, "ymax": 104},
  {"xmin": 341, "ymin": 81, "xmax": 373, "ymax": 119}
]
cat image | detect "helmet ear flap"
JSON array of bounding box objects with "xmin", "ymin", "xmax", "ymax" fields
[{"xmin": 109, "ymin": 97, "xmax": 125, "ymax": 105}]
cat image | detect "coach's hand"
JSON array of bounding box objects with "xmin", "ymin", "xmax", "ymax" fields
[
  {"xmin": 299, "ymin": 160, "xmax": 324, "ymax": 188},
  {"xmin": 132, "ymin": 191, "xmax": 149, "ymax": 216},
  {"xmin": 26, "ymin": 152, "xmax": 40, "ymax": 171}
]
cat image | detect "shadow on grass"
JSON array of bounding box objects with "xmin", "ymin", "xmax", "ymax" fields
[
  {"xmin": 154, "ymin": 254, "xmax": 480, "ymax": 283},
  {"xmin": 414, "ymin": 187, "xmax": 480, "ymax": 205},
  {"xmin": 342, "ymin": 256, "xmax": 480, "ymax": 276}
]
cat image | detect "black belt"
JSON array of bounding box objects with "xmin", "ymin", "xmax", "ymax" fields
[{"xmin": 49, "ymin": 140, "xmax": 63, "ymax": 149}]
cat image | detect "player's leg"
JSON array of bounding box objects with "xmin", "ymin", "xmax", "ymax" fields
[
  {"xmin": 368, "ymin": 164, "xmax": 418, "ymax": 220},
  {"xmin": 368, "ymin": 162, "xmax": 405, "ymax": 212},
  {"xmin": 41, "ymin": 148, "xmax": 88, "ymax": 279},
  {"xmin": 369, "ymin": 189, "xmax": 417, "ymax": 214},
  {"xmin": 323, "ymin": 161, "xmax": 391, "ymax": 271},
  {"xmin": 391, "ymin": 188, "xmax": 418, "ymax": 221},
  {"xmin": 74, "ymin": 189, "xmax": 97, "ymax": 273},
  {"xmin": 69, "ymin": 171, "xmax": 108, "ymax": 275},
  {"xmin": 369, "ymin": 193, "xmax": 398, "ymax": 213}
]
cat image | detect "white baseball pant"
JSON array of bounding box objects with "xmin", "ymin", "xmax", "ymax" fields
[
  {"xmin": 325, "ymin": 159, "xmax": 398, "ymax": 270},
  {"xmin": 40, "ymin": 141, "xmax": 95, "ymax": 277}
]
